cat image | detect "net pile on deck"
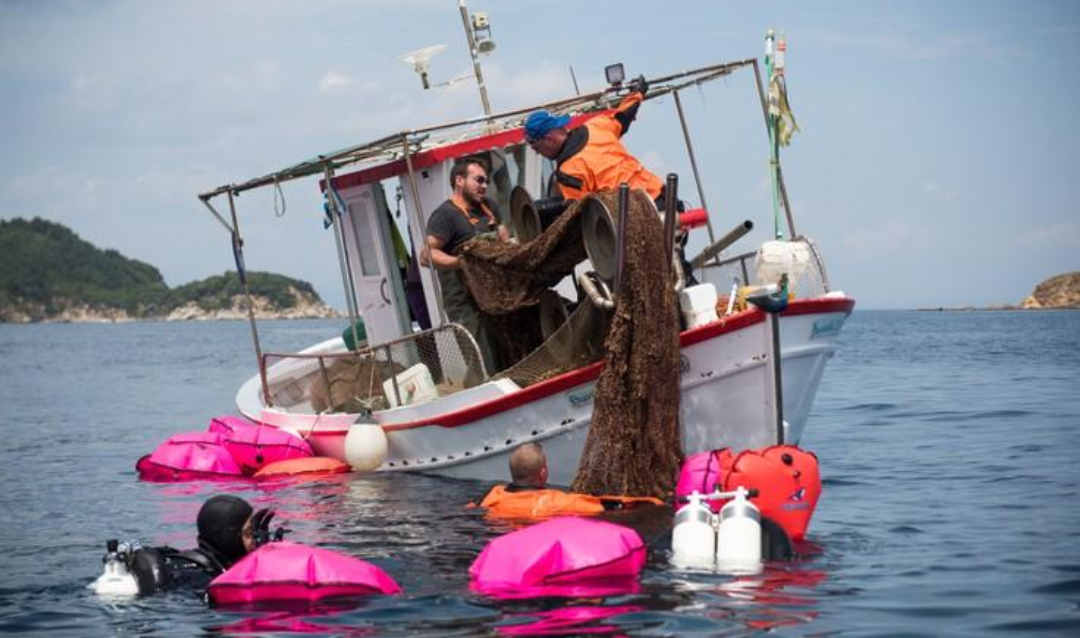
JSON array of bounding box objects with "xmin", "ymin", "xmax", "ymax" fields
[{"xmin": 459, "ymin": 190, "xmax": 681, "ymax": 498}]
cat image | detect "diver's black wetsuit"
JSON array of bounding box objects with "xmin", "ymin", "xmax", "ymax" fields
[{"xmin": 128, "ymin": 495, "xmax": 254, "ymax": 598}]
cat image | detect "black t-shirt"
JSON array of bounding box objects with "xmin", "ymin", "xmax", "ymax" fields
[{"xmin": 426, "ymin": 196, "xmax": 504, "ymax": 255}]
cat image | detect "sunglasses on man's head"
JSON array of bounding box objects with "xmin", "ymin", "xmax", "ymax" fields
[{"xmin": 472, "ymin": 175, "xmax": 488, "ymax": 185}]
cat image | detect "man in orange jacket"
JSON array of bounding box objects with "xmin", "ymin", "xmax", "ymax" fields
[
  {"xmin": 472, "ymin": 443, "xmax": 662, "ymax": 519},
  {"xmin": 525, "ymin": 76, "xmax": 663, "ymax": 204}
]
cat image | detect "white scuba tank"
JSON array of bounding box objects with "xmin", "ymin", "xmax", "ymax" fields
[
  {"xmin": 671, "ymin": 491, "xmax": 717, "ymax": 570},
  {"xmin": 89, "ymin": 540, "xmax": 140, "ymax": 597},
  {"xmin": 715, "ymin": 486, "xmax": 763, "ymax": 575}
]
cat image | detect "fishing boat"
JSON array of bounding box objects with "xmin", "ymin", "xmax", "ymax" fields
[{"xmin": 196, "ymin": 21, "xmax": 854, "ymax": 486}]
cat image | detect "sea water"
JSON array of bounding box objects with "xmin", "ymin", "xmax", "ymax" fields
[{"xmin": 0, "ymin": 311, "xmax": 1077, "ymax": 637}]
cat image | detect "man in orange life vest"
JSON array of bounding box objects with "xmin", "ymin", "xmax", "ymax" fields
[
  {"xmin": 473, "ymin": 442, "xmax": 662, "ymax": 519},
  {"xmin": 422, "ymin": 157, "xmax": 510, "ymax": 373},
  {"xmin": 525, "ymin": 76, "xmax": 663, "ymax": 205}
]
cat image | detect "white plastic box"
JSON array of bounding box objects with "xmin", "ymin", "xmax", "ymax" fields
[
  {"xmin": 679, "ymin": 283, "xmax": 719, "ymax": 329},
  {"xmin": 382, "ymin": 363, "xmax": 439, "ymax": 408}
]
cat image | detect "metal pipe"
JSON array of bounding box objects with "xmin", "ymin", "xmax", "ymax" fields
[
  {"xmin": 690, "ymin": 220, "xmax": 754, "ymax": 270},
  {"xmin": 198, "ymin": 60, "xmax": 757, "ymax": 202},
  {"xmin": 317, "ymin": 356, "xmax": 332, "ymax": 413},
  {"xmin": 401, "ymin": 134, "xmax": 448, "ymax": 327},
  {"xmin": 768, "ymin": 311, "xmax": 785, "ymax": 444},
  {"xmin": 663, "ymin": 173, "xmax": 678, "ymax": 279},
  {"xmin": 672, "ymin": 90, "xmax": 715, "ymax": 244},
  {"xmin": 458, "ymin": 0, "xmax": 492, "ymax": 117},
  {"xmin": 323, "ymin": 166, "xmax": 362, "ymax": 351},
  {"xmin": 577, "ymin": 271, "xmax": 615, "ymax": 310},
  {"xmin": 751, "ymin": 59, "xmax": 797, "ymax": 239},
  {"xmin": 226, "ymin": 190, "xmax": 269, "ymax": 408},
  {"xmin": 614, "ymin": 184, "xmax": 629, "ymax": 297},
  {"xmin": 198, "ymin": 197, "xmax": 235, "ymax": 234}
]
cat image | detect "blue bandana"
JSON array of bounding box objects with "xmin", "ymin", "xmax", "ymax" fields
[{"xmin": 525, "ymin": 111, "xmax": 571, "ymax": 142}]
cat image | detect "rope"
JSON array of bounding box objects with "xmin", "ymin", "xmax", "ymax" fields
[{"xmin": 273, "ymin": 175, "xmax": 287, "ymax": 217}]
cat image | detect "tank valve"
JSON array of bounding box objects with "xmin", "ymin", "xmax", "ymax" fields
[{"xmin": 88, "ymin": 539, "xmax": 140, "ymax": 597}]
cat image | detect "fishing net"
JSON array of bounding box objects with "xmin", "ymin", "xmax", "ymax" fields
[
  {"xmin": 459, "ymin": 190, "xmax": 682, "ymax": 498},
  {"xmin": 264, "ymin": 324, "xmax": 485, "ymax": 414}
]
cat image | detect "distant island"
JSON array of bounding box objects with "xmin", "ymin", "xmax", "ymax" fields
[
  {"xmin": 0, "ymin": 217, "xmax": 339, "ymax": 323},
  {"xmin": 919, "ymin": 271, "xmax": 1080, "ymax": 311}
]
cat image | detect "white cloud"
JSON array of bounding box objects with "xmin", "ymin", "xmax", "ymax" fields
[
  {"xmin": 318, "ymin": 71, "xmax": 356, "ymax": 93},
  {"xmin": 1017, "ymin": 221, "xmax": 1080, "ymax": 249},
  {"xmin": 922, "ymin": 179, "xmax": 960, "ymax": 202},
  {"xmin": 841, "ymin": 221, "xmax": 916, "ymax": 257}
]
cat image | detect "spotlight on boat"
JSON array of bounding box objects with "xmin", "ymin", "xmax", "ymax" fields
[
  {"xmin": 400, "ymin": 44, "xmax": 447, "ymax": 90},
  {"xmin": 344, "ymin": 409, "xmax": 388, "ymax": 472},
  {"xmin": 471, "ymin": 12, "xmax": 496, "ymax": 56},
  {"xmin": 605, "ymin": 62, "xmax": 625, "ymax": 88}
]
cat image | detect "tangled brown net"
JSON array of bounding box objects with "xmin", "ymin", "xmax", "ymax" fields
[{"xmin": 459, "ymin": 190, "xmax": 681, "ymax": 498}]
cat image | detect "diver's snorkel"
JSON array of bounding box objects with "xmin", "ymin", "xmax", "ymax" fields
[{"xmin": 250, "ymin": 508, "xmax": 287, "ymax": 548}]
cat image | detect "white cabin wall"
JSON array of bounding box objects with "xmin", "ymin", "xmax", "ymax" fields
[{"xmin": 400, "ymin": 162, "xmax": 452, "ymax": 328}]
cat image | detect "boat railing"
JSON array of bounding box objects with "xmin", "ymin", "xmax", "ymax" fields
[
  {"xmin": 259, "ymin": 323, "xmax": 488, "ymax": 414},
  {"xmin": 698, "ymin": 236, "xmax": 831, "ymax": 302}
]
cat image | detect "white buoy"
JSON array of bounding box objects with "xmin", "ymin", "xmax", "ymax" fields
[
  {"xmin": 671, "ymin": 491, "xmax": 717, "ymax": 570},
  {"xmin": 715, "ymin": 486, "xmax": 763, "ymax": 575},
  {"xmin": 343, "ymin": 418, "xmax": 387, "ymax": 472}
]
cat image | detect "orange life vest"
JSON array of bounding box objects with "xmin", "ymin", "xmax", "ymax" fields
[
  {"xmin": 473, "ymin": 485, "xmax": 663, "ymax": 520},
  {"xmin": 555, "ymin": 92, "xmax": 663, "ymax": 201}
]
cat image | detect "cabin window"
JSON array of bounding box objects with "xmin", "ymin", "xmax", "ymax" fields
[{"xmin": 348, "ymin": 201, "xmax": 381, "ymax": 276}]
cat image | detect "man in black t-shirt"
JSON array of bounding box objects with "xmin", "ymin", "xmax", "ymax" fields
[{"xmin": 422, "ymin": 157, "xmax": 509, "ymax": 373}]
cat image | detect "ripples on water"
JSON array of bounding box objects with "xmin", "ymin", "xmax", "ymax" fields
[{"xmin": 0, "ymin": 311, "xmax": 1077, "ymax": 636}]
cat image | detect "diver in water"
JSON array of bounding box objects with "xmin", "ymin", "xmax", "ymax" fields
[{"xmin": 95, "ymin": 495, "xmax": 283, "ymax": 598}]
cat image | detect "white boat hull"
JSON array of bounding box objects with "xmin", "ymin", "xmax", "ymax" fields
[{"xmin": 238, "ymin": 296, "xmax": 854, "ymax": 486}]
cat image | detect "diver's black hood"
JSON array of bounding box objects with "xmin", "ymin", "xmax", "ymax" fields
[{"xmin": 196, "ymin": 495, "xmax": 252, "ymax": 568}]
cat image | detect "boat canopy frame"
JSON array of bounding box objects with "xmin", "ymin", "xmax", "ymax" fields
[{"xmin": 195, "ymin": 56, "xmax": 805, "ymax": 403}]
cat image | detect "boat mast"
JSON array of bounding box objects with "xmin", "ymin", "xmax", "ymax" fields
[{"xmin": 458, "ymin": 0, "xmax": 493, "ymax": 117}]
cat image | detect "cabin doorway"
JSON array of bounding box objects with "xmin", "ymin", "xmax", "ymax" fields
[{"xmin": 340, "ymin": 182, "xmax": 411, "ymax": 346}]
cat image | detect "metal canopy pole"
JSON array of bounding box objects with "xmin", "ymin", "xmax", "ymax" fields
[
  {"xmin": 672, "ymin": 89, "xmax": 716, "ymax": 245},
  {"xmin": 401, "ymin": 134, "xmax": 447, "ymax": 327},
  {"xmin": 750, "ymin": 59, "xmax": 798, "ymax": 239},
  {"xmin": 226, "ymin": 190, "xmax": 270, "ymax": 407},
  {"xmin": 323, "ymin": 165, "xmax": 362, "ymax": 351},
  {"xmin": 458, "ymin": 0, "xmax": 492, "ymax": 117}
]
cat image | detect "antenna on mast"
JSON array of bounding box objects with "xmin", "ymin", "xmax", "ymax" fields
[
  {"xmin": 399, "ymin": 45, "xmax": 447, "ymax": 90},
  {"xmin": 399, "ymin": 1, "xmax": 495, "ymax": 117}
]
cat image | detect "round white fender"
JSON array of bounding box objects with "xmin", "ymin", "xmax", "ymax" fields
[{"xmin": 344, "ymin": 421, "xmax": 387, "ymax": 472}]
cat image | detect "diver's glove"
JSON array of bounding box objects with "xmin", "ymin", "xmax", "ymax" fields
[{"xmin": 251, "ymin": 508, "xmax": 287, "ymax": 547}]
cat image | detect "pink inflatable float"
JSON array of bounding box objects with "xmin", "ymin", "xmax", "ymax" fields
[
  {"xmin": 208, "ymin": 416, "xmax": 313, "ymax": 474},
  {"xmin": 675, "ymin": 449, "xmax": 724, "ymax": 509},
  {"xmin": 469, "ymin": 517, "xmax": 645, "ymax": 598},
  {"xmin": 208, "ymin": 541, "xmax": 401, "ymax": 605},
  {"xmin": 135, "ymin": 431, "xmax": 244, "ymax": 482}
]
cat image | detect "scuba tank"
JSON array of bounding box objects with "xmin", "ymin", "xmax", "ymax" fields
[
  {"xmin": 670, "ymin": 491, "xmax": 716, "ymax": 570},
  {"xmin": 715, "ymin": 486, "xmax": 762, "ymax": 575},
  {"xmin": 89, "ymin": 539, "xmax": 141, "ymax": 597}
]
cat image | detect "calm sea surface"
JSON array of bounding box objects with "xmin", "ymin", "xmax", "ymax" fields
[{"xmin": 0, "ymin": 310, "xmax": 1077, "ymax": 637}]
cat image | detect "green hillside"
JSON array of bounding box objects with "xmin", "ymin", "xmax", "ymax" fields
[{"xmin": 0, "ymin": 217, "xmax": 326, "ymax": 321}]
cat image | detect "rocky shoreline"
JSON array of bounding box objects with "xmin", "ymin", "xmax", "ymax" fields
[
  {"xmin": 918, "ymin": 271, "xmax": 1080, "ymax": 311},
  {"xmin": 1, "ymin": 292, "xmax": 340, "ymax": 324}
]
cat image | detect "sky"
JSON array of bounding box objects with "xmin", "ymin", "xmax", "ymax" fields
[{"xmin": 1, "ymin": 0, "xmax": 1078, "ymax": 310}]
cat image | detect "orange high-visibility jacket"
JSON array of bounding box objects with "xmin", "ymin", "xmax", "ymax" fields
[
  {"xmin": 474, "ymin": 484, "xmax": 663, "ymax": 520},
  {"xmin": 553, "ymin": 92, "xmax": 663, "ymax": 201}
]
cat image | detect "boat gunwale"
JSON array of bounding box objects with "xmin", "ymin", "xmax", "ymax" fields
[{"xmin": 284, "ymin": 296, "xmax": 856, "ymax": 433}]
